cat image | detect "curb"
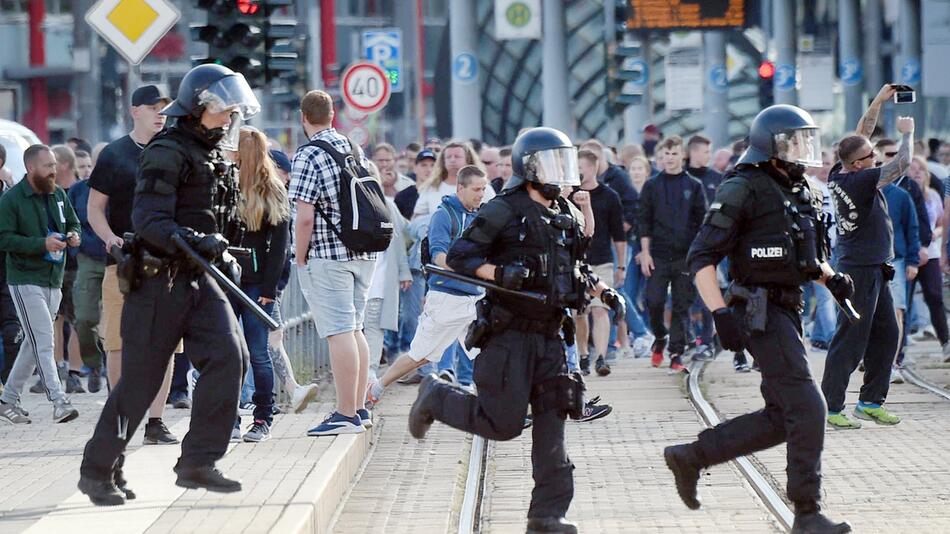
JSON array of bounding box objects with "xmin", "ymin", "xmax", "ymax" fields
[{"xmin": 270, "ymin": 428, "xmax": 374, "ymax": 534}]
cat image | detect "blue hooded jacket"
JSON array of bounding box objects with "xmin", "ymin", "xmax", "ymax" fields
[{"xmin": 428, "ymin": 195, "xmax": 484, "ymax": 297}]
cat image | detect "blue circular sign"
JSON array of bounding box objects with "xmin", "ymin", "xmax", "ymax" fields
[
  {"xmin": 775, "ymin": 64, "xmax": 796, "ymax": 91},
  {"xmin": 901, "ymin": 58, "xmax": 921, "ymax": 85},
  {"xmin": 708, "ymin": 64, "xmax": 728, "ymax": 93},
  {"xmin": 627, "ymin": 59, "xmax": 649, "ymax": 86},
  {"xmin": 453, "ymin": 52, "xmax": 478, "ymax": 84},
  {"xmin": 839, "ymin": 58, "xmax": 863, "ymax": 87}
]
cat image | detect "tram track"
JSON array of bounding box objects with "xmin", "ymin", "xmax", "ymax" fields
[
  {"xmin": 901, "ymin": 364, "xmax": 950, "ymax": 401},
  {"xmin": 685, "ymin": 360, "xmax": 795, "ymax": 532}
]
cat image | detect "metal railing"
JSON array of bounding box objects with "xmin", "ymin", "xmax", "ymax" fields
[{"xmin": 276, "ymin": 268, "xmax": 330, "ymax": 396}]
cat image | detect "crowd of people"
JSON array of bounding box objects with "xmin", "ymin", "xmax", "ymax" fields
[{"xmin": 0, "ymin": 70, "xmax": 949, "ymax": 530}]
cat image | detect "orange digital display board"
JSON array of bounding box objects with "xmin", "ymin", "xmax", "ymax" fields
[{"xmin": 626, "ymin": 0, "xmax": 746, "ymax": 30}]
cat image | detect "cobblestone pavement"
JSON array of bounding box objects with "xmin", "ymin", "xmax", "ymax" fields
[
  {"xmin": 702, "ymin": 339, "xmax": 950, "ymax": 532},
  {"xmin": 330, "ymin": 378, "xmax": 471, "ymax": 534},
  {"xmin": 479, "ymin": 357, "xmax": 782, "ymax": 534}
]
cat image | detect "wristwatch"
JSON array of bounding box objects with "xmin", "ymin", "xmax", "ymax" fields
[{"xmin": 617, "ymin": 266, "xmax": 626, "ymax": 271}]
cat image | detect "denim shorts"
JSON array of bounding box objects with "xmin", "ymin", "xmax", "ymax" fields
[
  {"xmin": 297, "ymin": 258, "xmax": 376, "ymax": 337},
  {"xmin": 888, "ymin": 259, "xmax": 908, "ymax": 310}
]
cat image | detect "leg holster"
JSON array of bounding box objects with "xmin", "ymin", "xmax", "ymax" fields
[{"xmin": 530, "ymin": 372, "xmax": 586, "ymax": 419}]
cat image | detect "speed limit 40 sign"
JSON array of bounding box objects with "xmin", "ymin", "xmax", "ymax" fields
[{"xmin": 342, "ymin": 61, "xmax": 391, "ymax": 114}]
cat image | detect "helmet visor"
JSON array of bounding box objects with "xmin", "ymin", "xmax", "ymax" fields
[
  {"xmin": 774, "ymin": 128, "xmax": 821, "ymax": 167},
  {"xmin": 197, "ymin": 74, "xmax": 261, "ymax": 120},
  {"xmin": 530, "ymin": 147, "xmax": 580, "ymax": 187}
]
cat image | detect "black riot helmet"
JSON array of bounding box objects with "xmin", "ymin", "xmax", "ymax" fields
[
  {"xmin": 738, "ymin": 104, "xmax": 822, "ymax": 168},
  {"xmin": 509, "ymin": 127, "xmax": 581, "ymax": 192},
  {"xmin": 162, "ymin": 64, "xmax": 260, "ymax": 120}
]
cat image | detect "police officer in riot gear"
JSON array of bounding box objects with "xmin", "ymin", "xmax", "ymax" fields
[
  {"xmin": 408, "ymin": 127, "xmax": 623, "ymax": 534},
  {"xmin": 78, "ymin": 64, "xmax": 257, "ymax": 506},
  {"xmin": 663, "ymin": 105, "xmax": 853, "ymax": 534}
]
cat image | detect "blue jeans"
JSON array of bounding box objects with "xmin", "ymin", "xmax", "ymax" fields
[
  {"xmin": 233, "ymin": 284, "xmax": 275, "ymax": 424},
  {"xmin": 436, "ymin": 341, "xmax": 473, "ymax": 385},
  {"xmin": 809, "ymin": 281, "xmax": 837, "ymax": 345},
  {"xmin": 621, "ymin": 242, "xmax": 650, "ymax": 337},
  {"xmin": 565, "ymin": 341, "xmax": 578, "ymax": 373}
]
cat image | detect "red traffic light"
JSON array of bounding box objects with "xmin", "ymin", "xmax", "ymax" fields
[
  {"xmin": 237, "ymin": 0, "xmax": 260, "ymax": 15},
  {"xmin": 758, "ymin": 60, "xmax": 775, "ymax": 79}
]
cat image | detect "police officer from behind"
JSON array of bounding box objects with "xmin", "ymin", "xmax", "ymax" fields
[
  {"xmin": 408, "ymin": 128, "xmax": 624, "ymax": 534},
  {"xmin": 79, "ymin": 64, "xmax": 257, "ymax": 506},
  {"xmin": 663, "ymin": 106, "xmax": 853, "ymax": 534}
]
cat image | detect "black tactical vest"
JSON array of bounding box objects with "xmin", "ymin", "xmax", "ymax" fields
[
  {"xmin": 493, "ymin": 190, "xmax": 589, "ymax": 311},
  {"xmin": 729, "ymin": 167, "xmax": 824, "ymax": 287},
  {"xmin": 148, "ymin": 128, "xmax": 244, "ymax": 246}
]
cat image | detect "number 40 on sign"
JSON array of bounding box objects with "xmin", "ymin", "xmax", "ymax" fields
[{"xmin": 342, "ymin": 61, "xmax": 392, "ymax": 114}]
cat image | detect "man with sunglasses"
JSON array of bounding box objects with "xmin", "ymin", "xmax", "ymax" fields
[{"xmin": 821, "ymin": 83, "xmax": 915, "ymax": 431}]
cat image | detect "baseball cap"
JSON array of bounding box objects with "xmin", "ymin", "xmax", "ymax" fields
[
  {"xmin": 415, "ymin": 149, "xmax": 437, "ymax": 163},
  {"xmin": 642, "ymin": 123, "xmax": 660, "ymax": 135},
  {"xmin": 132, "ymin": 85, "xmax": 171, "ymax": 107},
  {"xmin": 269, "ymin": 149, "xmax": 292, "ymax": 173}
]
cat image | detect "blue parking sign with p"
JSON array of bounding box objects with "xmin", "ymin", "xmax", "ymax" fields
[{"xmin": 363, "ymin": 29, "xmax": 403, "ymax": 93}]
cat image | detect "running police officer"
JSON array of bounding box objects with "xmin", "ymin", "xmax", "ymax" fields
[
  {"xmin": 79, "ymin": 64, "xmax": 256, "ymax": 505},
  {"xmin": 408, "ymin": 128, "xmax": 624, "ymax": 534},
  {"xmin": 664, "ymin": 105, "xmax": 853, "ymax": 534}
]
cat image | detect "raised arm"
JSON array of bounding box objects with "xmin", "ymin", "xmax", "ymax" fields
[
  {"xmin": 856, "ymin": 85, "xmax": 896, "ymax": 138},
  {"xmin": 878, "ymin": 118, "xmax": 915, "ymax": 187}
]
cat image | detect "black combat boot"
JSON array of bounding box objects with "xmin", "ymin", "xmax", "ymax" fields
[
  {"xmin": 78, "ymin": 475, "xmax": 126, "ymax": 506},
  {"xmin": 525, "ymin": 516, "xmax": 578, "ymax": 533},
  {"xmin": 174, "ymin": 464, "xmax": 242, "ymax": 493},
  {"xmin": 663, "ymin": 444, "xmax": 703, "ymax": 509},
  {"xmin": 408, "ymin": 373, "xmax": 448, "ymax": 439},
  {"xmin": 792, "ymin": 502, "xmax": 852, "ymax": 534},
  {"xmin": 113, "ymin": 465, "xmax": 136, "ymax": 500}
]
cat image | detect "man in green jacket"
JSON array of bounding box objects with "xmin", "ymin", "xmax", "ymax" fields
[{"xmin": 0, "ymin": 144, "xmax": 81, "ymax": 424}]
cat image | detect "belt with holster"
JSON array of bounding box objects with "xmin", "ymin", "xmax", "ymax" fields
[{"xmin": 490, "ymin": 305, "xmax": 564, "ymax": 337}]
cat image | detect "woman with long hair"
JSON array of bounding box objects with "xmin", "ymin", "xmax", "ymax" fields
[
  {"xmin": 232, "ymin": 127, "xmax": 291, "ymax": 442},
  {"xmin": 907, "ymin": 155, "xmax": 949, "ymax": 360},
  {"xmin": 412, "ymin": 140, "xmax": 494, "ymax": 219}
]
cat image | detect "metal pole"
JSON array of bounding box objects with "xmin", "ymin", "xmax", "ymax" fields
[
  {"xmin": 839, "ymin": 0, "xmax": 863, "ymax": 128},
  {"xmin": 622, "ymin": 33, "xmax": 650, "ymax": 146},
  {"xmin": 74, "ymin": 0, "xmax": 101, "ymax": 143},
  {"xmin": 772, "ymin": 0, "xmax": 797, "ymax": 105},
  {"xmin": 863, "ymin": 0, "xmax": 883, "ymax": 95},
  {"xmin": 703, "ymin": 30, "xmax": 729, "ymax": 148},
  {"xmin": 449, "ymin": 0, "xmax": 482, "ymax": 139},
  {"xmin": 298, "ymin": 0, "xmax": 322, "ymax": 90},
  {"xmin": 896, "ymin": 0, "xmax": 923, "ymax": 131},
  {"xmin": 541, "ymin": 0, "xmax": 572, "ymax": 137}
]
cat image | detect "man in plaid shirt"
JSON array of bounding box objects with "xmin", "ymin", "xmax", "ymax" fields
[{"xmin": 290, "ymin": 90, "xmax": 378, "ymax": 436}]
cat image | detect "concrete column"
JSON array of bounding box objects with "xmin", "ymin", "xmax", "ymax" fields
[
  {"xmin": 541, "ymin": 0, "xmax": 572, "ymax": 137},
  {"xmin": 703, "ymin": 31, "xmax": 729, "ymax": 147},
  {"xmin": 449, "ymin": 0, "xmax": 482, "ymax": 139},
  {"xmin": 863, "ymin": 0, "xmax": 883, "ymax": 95},
  {"xmin": 839, "ymin": 0, "xmax": 863, "ymax": 128},
  {"xmin": 896, "ymin": 0, "xmax": 924, "ymax": 130},
  {"xmin": 772, "ymin": 0, "xmax": 797, "ymax": 105}
]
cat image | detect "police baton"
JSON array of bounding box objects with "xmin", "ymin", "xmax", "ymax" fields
[
  {"xmin": 171, "ymin": 233, "xmax": 281, "ymax": 331},
  {"xmin": 423, "ymin": 264, "xmax": 548, "ymax": 304},
  {"xmin": 835, "ymin": 297, "xmax": 861, "ymax": 324}
]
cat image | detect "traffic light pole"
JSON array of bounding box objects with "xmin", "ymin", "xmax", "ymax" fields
[
  {"xmin": 622, "ymin": 32, "xmax": 651, "ymax": 146},
  {"xmin": 839, "ymin": 0, "xmax": 863, "ymax": 130},
  {"xmin": 703, "ymin": 30, "xmax": 729, "ymax": 148},
  {"xmin": 896, "ymin": 0, "xmax": 923, "ymax": 132},
  {"xmin": 772, "ymin": 0, "xmax": 797, "ymax": 105}
]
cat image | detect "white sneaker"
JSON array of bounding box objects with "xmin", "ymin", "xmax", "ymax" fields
[
  {"xmin": 187, "ymin": 368, "xmax": 199, "ymax": 399},
  {"xmin": 291, "ymin": 384, "xmax": 319, "ymax": 414},
  {"xmin": 890, "ymin": 367, "xmax": 905, "ymax": 384},
  {"xmin": 633, "ymin": 334, "xmax": 654, "ymax": 359},
  {"xmin": 238, "ymin": 402, "xmax": 256, "ymax": 416},
  {"xmin": 912, "ymin": 325, "xmax": 937, "ymax": 342}
]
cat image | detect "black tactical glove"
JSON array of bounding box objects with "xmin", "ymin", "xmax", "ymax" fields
[
  {"xmin": 177, "ymin": 228, "xmax": 229, "ymax": 260},
  {"xmin": 494, "ymin": 262, "xmax": 531, "ymax": 290},
  {"xmin": 826, "ymin": 272, "xmax": 854, "ymax": 302},
  {"xmin": 713, "ymin": 308, "xmax": 744, "ymax": 352},
  {"xmin": 600, "ymin": 287, "xmax": 626, "ymax": 322}
]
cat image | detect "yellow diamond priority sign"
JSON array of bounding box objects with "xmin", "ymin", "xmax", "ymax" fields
[{"xmin": 86, "ymin": 0, "xmax": 181, "ymax": 65}]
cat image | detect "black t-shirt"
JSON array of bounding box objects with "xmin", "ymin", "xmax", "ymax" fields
[
  {"xmin": 88, "ymin": 135, "xmax": 143, "ymax": 246},
  {"xmin": 572, "ymin": 184, "xmax": 624, "ymax": 265},
  {"xmin": 828, "ymin": 162, "xmax": 894, "ymax": 266}
]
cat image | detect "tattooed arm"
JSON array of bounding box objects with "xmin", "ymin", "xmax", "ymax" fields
[
  {"xmin": 878, "ymin": 119, "xmax": 915, "ymax": 187},
  {"xmin": 856, "ymin": 85, "xmax": 897, "ymax": 138}
]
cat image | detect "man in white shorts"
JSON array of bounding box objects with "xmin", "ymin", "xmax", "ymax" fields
[{"xmin": 366, "ymin": 166, "xmax": 488, "ymax": 405}]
